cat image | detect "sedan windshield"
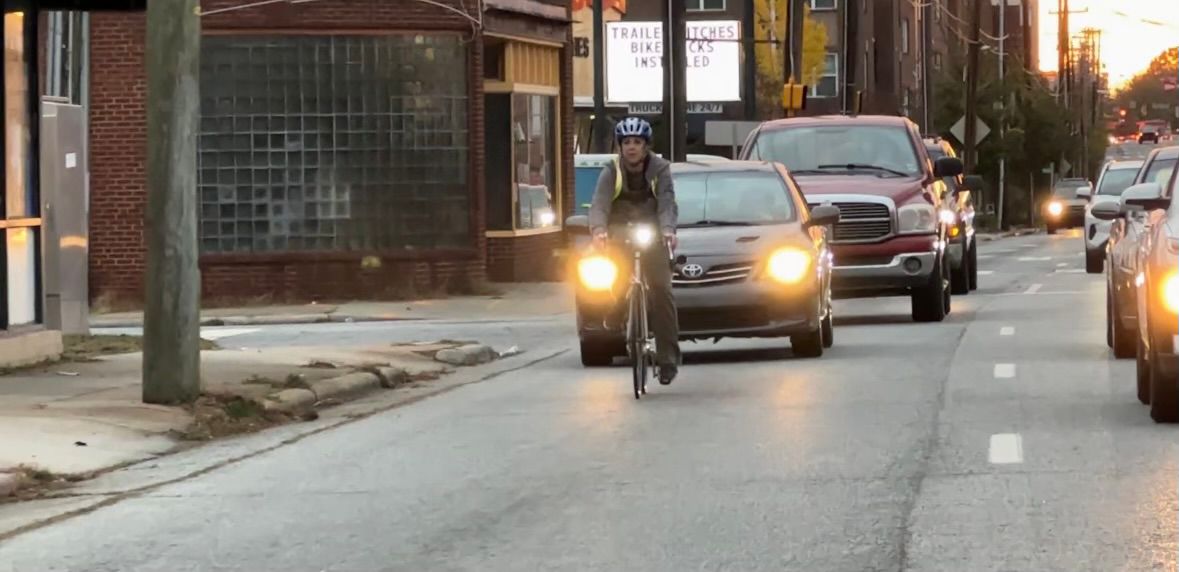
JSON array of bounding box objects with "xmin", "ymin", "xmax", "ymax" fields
[
  {"xmin": 1096, "ymin": 168, "xmax": 1139, "ymax": 196},
  {"xmin": 748, "ymin": 125, "xmax": 923, "ymax": 177},
  {"xmin": 674, "ymin": 172, "xmax": 796, "ymax": 227}
]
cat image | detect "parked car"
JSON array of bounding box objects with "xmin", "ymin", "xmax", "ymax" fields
[
  {"xmin": 568, "ymin": 161, "xmax": 841, "ymax": 365},
  {"xmin": 574, "ymin": 153, "xmax": 730, "ymax": 216},
  {"xmin": 1044, "ymin": 178, "xmax": 1091, "ymax": 234},
  {"xmin": 924, "ymin": 137, "xmax": 979, "ymax": 294},
  {"xmin": 1092, "ymin": 173, "xmax": 1177, "ymax": 422},
  {"xmin": 1098, "ymin": 178, "xmax": 1163, "ymax": 361},
  {"xmin": 1084, "ymin": 160, "xmax": 1143, "ymax": 273},
  {"xmin": 738, "ymin": 114, "xmax": 962, "ymax": 322}
]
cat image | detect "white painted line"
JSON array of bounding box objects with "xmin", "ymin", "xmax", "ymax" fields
[
  {"xmin": 1018, "ymin": 256, "xmax": 1052, "ymax": 262},
  {"xmin": 978, "ymin": 270, "xmax": 995, "ymax": 275},
  {"xmin": 1000, "ymin": 327, "xmax": 1015, "ymax": 336},
  {"xmin": 1023, "ymin": 284, "xmax": 1042, "ymax": 295},
  {"xmin": 200, "ymin": 327, "xmax": 261, "ymax": 340},
  {"xmin": 1055, "ymin": 269, "xmax": 1085, "ymax": 274},
  {"xmin": 978, "ymin": 254, "xmax": 995, "ymax": 260},
  {"xmin": 1022, "ymin": 244, "xmax": 1038, "ymax": 249},
  {"xmin": 994, "ymin": 363, "xmax": 1016, "ymax": 378},
  {"xmin": 1057, "ymin": 262, "xmax": 1068, "ymax": 267},
  {"xmin": 989, "ymin": 433, "xmax": 1024, "ymax": 464}
]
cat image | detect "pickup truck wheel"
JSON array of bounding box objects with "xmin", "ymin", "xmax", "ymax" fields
[
  {"xmin": 791, "ymin": 325, "xmax": 824, "ymax": 358},
  {"xmin": 580, "ymin": 339, "xmax": 618, "ymax": 367},
  {"xmin": 912, "ymin": 259, "xmax": 949, "ymax": 323},
  {"xmin": 1085, "ymin": 248, "xmax": 1104, "ymax": 274},
  {"xmin": 1149, "ymin": 343, "xmax": 1179, "ymax": 423},
  {"xmin": 967, "ymin": 240, "xmax": 979, "ymax": 291},
  {"xmin": 951, "ymin": 247, "xmax": 970, "ymax": 295},
  {"xmin": 1111, "ymin": 293, "xmax": 1136, "ymax": 359}
]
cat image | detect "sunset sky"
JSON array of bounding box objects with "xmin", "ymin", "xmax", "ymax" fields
[{"xmin": 1038, "ymin": 0, "xmax": 1179, "ymax": 89}]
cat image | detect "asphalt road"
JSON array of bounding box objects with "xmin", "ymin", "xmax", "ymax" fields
[{"xmin": 2, "ymin": 231, "xmax": 1176, "ymax": 571}]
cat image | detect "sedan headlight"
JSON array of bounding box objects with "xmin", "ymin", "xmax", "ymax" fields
[
  {"xmin": 1163, "ymin": 272, "xmax": 1179, "ymax": 314},
  {"xmin": 898, "ymin": 203, "xmax": 937, "ymax": 234},
  {"xmin": 766, "ymin": 247, "xmax": 811, "ymax": 284},
  {"xmin": 578, "ymin": 255, "xmax": 618, "ymax": 292},
  {"xmin": 1047, "ymin": 201, "xmax": 1063, "ymax": 216}
]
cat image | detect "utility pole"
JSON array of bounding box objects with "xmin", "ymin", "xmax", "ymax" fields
[
  {"xmin": 784, "ymin": 0, "xmax": 803, "ymax": 85},
  {"xmin": 743, "ymin": 0, "xmax": 757, "ymax": 120},
  {"xmin": 842, "ymin": 0, "xmax": 858, "ymax": 113},
  {"xmin": 591, "ymin": 0, "xmax": 610, "ymax": 152},
  {"xmin": 963, "ymin": 0, "xmax": 981, "ymax": 172},
  {"xmin": 143, "ymin": 0, "xmax": 201, "ymax": 404},
  {"xmin": 921, "ymin": 0, "xmax": 931, "ymax": 131},
  {"xmin": 671, "ymin": 0, "xmax": 688, "ymax": 161},
  {"xmin": 997, "ymin": 0, "xmax": 1006, "ymax": 229}
]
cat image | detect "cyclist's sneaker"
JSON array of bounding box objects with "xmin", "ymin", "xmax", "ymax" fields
[{"xmin": 659, "ymin": 365, "xmax": 677, "ymax": 385}]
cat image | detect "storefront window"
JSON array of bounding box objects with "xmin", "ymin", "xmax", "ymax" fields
[
  {"xmin": 5, "ymin": 10, "xmax": 36, "ymax": 327},
  {"xmin": 512, "ymin": 93, "xmax": 557, "ymax": 229},
  {"xmin": 198, "ymin": 34, "xmax": 470, "ymax": 253}
]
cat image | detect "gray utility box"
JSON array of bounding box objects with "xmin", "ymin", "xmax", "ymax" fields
[{"xmin": 41, "ymin": 97, "xmax": 89, "ymax": 335}]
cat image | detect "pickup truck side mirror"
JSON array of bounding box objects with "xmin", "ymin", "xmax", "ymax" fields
[
  {"xmin": 962, "ymin": 174, "xmax": 985, "ymax": 193},
  {"xmin": 1076, "ymin": 185, "xmax": 1093, "ymax": 199},
  {"xmin": 1120, "ymin": 182, "xmax": 1167, "ymax": 213},
  {"xmin": 933, "ymin": 157, "xmax": 964, "ymax": 178},
  {"xmin": 565, "ymin": 214, "xmax": 590, "ymax": 235},
  {"xmin": 1090, "ymin": 201, "xmax": 1121, "ymax": 221},
  {"xmin": 807, "ymin": 204, "xmax": 841, "ymax": 227}
]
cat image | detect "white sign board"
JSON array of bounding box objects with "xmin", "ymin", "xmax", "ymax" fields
[{"xmin": 605, "ymin": 20, "xmax": 741, "ymax": 104}]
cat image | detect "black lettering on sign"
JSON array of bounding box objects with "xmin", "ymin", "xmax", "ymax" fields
[
  {"xmin": 688, "ymin": 55, "xmax": 711, "ymax": 68},
  {"xmin": 636, "ymin": 55, "xmax": 662, "ymax": 68}
]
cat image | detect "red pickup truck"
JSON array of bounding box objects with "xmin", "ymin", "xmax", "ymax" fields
[{"xmin": 738, "ymin": 114, "xmax": 963, "ymax": 322}]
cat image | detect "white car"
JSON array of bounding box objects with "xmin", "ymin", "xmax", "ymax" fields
[{"xmin": 1085, "ymin": 160, "xmax": 1144, "ymax": 273}]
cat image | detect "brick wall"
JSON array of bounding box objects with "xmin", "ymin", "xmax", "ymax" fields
[
  {"xmin": 487, "ymin": 233, "xmax": 564, "ymax": 282},
  {"xmin": 87, "ymin": 0, "xmax": 488, "ymax": 303}
]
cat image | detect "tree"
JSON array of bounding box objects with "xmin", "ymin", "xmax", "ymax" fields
[
  {"xmin": 753, "ymin": 1, "xmax": 828, "ymax": 117},
  {"xmin": 1113, "ymin": 47, "xmax": 1178, "ymax": 125}
]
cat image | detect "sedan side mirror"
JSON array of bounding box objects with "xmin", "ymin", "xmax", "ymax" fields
[
  {"xmin": 807, "ymin": 204, "xmax": 841, "ymax": 227},
  {"xmin": 933, "ymin": 156, "xmax": 964, "ymax": 178},
  {"xmin": 1121, "ymin": 182, "xmax": 1167, "ymax": 212},
  {"xmin": 1090, "ymin": 201, "xmax": 1122, "ymax": 221}
]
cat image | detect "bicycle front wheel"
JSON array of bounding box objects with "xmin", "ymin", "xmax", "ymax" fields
[{"xmin": 627, "ymin": 286, "xmax": 648, "ymax": 399}]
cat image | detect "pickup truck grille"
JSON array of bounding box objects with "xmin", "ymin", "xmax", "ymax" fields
[
  {"xmin": 809, "ymin": 201, "xmax": 893, "ymax": 243},
  {"xmin": 673, "ymin": 261, "xmax": 753, "ymax": 287}
]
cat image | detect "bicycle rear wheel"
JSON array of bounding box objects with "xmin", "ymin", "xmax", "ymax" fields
[{"xmin": 627, "ymin": 286, "xmax": 648, "ymax": 399}]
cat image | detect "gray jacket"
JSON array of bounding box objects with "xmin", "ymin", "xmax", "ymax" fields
[{"xmin": 587, "ymin": 154, "xmax": 678, "ymax": 237}]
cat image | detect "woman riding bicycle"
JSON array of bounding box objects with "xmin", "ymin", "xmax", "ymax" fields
[{"xmin": 587, "ymin": 117, "xmax": 682, "ymax": 385}]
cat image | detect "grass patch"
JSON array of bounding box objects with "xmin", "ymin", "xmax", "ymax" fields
[
  {"xmin": 62, "ymin": 334, "xmax": 219, "ymax": 362},
  {"xmin": 177, "ymin": 393, "xmax": 310, "ymax": 441}
]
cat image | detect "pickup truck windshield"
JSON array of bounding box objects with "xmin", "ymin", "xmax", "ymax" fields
[
  {"xmin": 748, "ymin": 125, "xmax": 923, "ymax": 177},
  {"xmin": 674, "ymin": 171, "xmax": 796, "ymax": 227},
  {"xmin": 1096, "ymin": 168, "xmax": 1139, "ymax": 196}
]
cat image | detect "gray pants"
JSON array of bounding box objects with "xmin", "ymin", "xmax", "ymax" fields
[{"xmin": 610, "ymin": 233, "xmax": 681, "ymax": 369}]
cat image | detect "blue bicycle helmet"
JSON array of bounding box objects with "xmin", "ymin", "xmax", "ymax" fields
[{"xmin": 614, "ymin": 116, "xmax": 653, "ymax": 144}]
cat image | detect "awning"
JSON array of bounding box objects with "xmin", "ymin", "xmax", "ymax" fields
[{"xmin": 33, "ymin": 0, "xmax": 145, "ymax": 10}]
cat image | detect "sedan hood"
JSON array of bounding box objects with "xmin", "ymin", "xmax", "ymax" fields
[
  {"xmin": 676, "ymin": 224, "xmax": 809, "ymax": 258},
  {"xmin": 792, "ymin": 174, "xmax": 926, "ymax": 204}
]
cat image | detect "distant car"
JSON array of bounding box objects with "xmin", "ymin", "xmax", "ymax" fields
[
  {"xmin": 924, "ymin": 137, "xmax": 978, "ymax": 294},
  {"xmin": 1044, "ymin": 178, "xmax": 1092, "ymax": 234},
  {"xmin": 569, "ymin": 161, "xmax": 841, "ymax": 365},
  {"xmin": 1092, "ymin": 169, "xmax": 1177, "ymax": 422},
  {"xmin": 1139, "ymin": 131, "xmax": 1159, "ymax": 144},
  {"xmin": 1084, "ymin": 160, "xmax": 1143, "ymax": 273},
  {"xmin": 739, "ymin": 114, "xmax": 963, "ymax": 323},
  {"xmin": 573, "ymin": 153, "xmax": 730, "ymax": 216}
]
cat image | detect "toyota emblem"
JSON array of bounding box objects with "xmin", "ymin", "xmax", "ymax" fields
[{"xmin": 681, "ymin": 263, "xmax": 705, "ymax": 278}]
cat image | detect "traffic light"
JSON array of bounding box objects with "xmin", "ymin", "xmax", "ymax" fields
[{"xmin": 781, "ymin": 83, "xmax": 808, "ymax": 111}]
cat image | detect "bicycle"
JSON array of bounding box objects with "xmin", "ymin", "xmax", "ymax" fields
[{"xmin": 611, "ymin": 223, "xmax": 673, "ymax": 399}]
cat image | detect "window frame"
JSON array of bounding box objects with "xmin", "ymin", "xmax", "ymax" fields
[
  {"xmin": 810, "ymin": 0, "xmax": 836, "ymax": 11},
  {"xmin": 509, "ymin": 91, "xmax": 560, "ymax": 232},
  {"xmin": 901, "ymin": 18, "xmax": 910, "ymax": 55},
  {"xmin": 812, "ymin": 51, "xmax": 839, "ymax": 98},
  {"xmin": 686, "ymin": 0, "xmax": 726, "ymax": 12}
]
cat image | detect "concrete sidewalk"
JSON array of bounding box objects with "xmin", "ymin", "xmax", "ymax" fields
[
  {"xmin": 0, "ymin": 339, "xmax": 508, "ymax": 499},
  {"xmin": 91, "ymin": 283, "xmax": 573, "ymax": 328}
]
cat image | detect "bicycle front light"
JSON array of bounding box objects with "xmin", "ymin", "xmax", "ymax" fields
[
  {"xmin": 766, "ymin": 248, "xmax": 811, "ymax": 284},
  {"xmin": 631, "ymin": 225, "xmax": 655, "ymax": 248},
  {"xmin": 1163, "ymin": 271, "xmax": 1179, "ymax": 314},
  {"xmin": 578, "ymin": 255, "xmax": 618, "ymax": 292},
  {"xmin": 939, "ymin": 209, "xmax": 957, "ymax": 225},
  {"xmin": 1047, "ymin": 201, "xmax": 1063, "ymax": 217}
]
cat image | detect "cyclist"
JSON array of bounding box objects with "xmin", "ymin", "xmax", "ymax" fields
[{"xmin": 588, "ymin": 116, "xmax": 682, "ymax": 385}]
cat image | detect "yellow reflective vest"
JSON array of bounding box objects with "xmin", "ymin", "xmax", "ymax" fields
[{"xmin": 611, "ymin": 156, "xmax": 657, "ymax": 200}]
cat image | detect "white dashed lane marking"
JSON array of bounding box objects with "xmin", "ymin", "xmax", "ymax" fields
[
  {"xmin": 1023, "ymin": 284, "xmax": 1043, "ymax": 295},
  {"xmin": 1000, "ymin": 327, "xmax": 1015, "ymax": 336},
  {"xmin": 989, "ymin": 433, "xmax": 1025, "ymax": 464},
  {"xmin": 994, "ymin": 364, "xmax": 1017, "ymax": 378}
]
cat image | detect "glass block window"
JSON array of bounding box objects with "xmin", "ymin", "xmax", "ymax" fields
[{"xmin": 198, "ymin": 34, "xmax": 470, "ymax": 254}]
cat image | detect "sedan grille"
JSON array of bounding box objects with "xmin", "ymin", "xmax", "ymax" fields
[
  {"xmin": 673, "ymin": 261, "xmax": 754, "ymax": 287},
  {"xmin": 809, "ymin": 201, "xmax": 893, "ymax": 243}
]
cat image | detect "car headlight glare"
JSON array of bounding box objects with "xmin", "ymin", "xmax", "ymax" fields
[
  {"xmin": 898, "ymin": 203, "xmax": 937, "ymax": 234},
  {"xmin": 938, "ymin": 209, "xmax": 957, "ymax": 225},
  {"xmin": 1047, "ymin": 201, "xmax": 1063, "ymax": 216},
  {"xmin": 1163, "ymin": 272, "xmax": 1179, "ymax": 314},
  {"xmin": 767, "ymin": 248, "xmax": 811, "ymax": 284},
  {"xmin": 578, "ymin": 255, "xmax": 618, "ymax": 292}
]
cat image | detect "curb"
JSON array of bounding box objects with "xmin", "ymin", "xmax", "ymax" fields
[
  {"xmin": 90, "ymin": 314, "xmax": 422, "ymax": 329},
  {"xmin": 260, "ymin": 365, "xmax": 420, "ymax": 414}
]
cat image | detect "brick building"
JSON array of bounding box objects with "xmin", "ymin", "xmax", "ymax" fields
[{"xmin": 86, "ymin": 0, "xmax": 573, "ymax": 303}]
